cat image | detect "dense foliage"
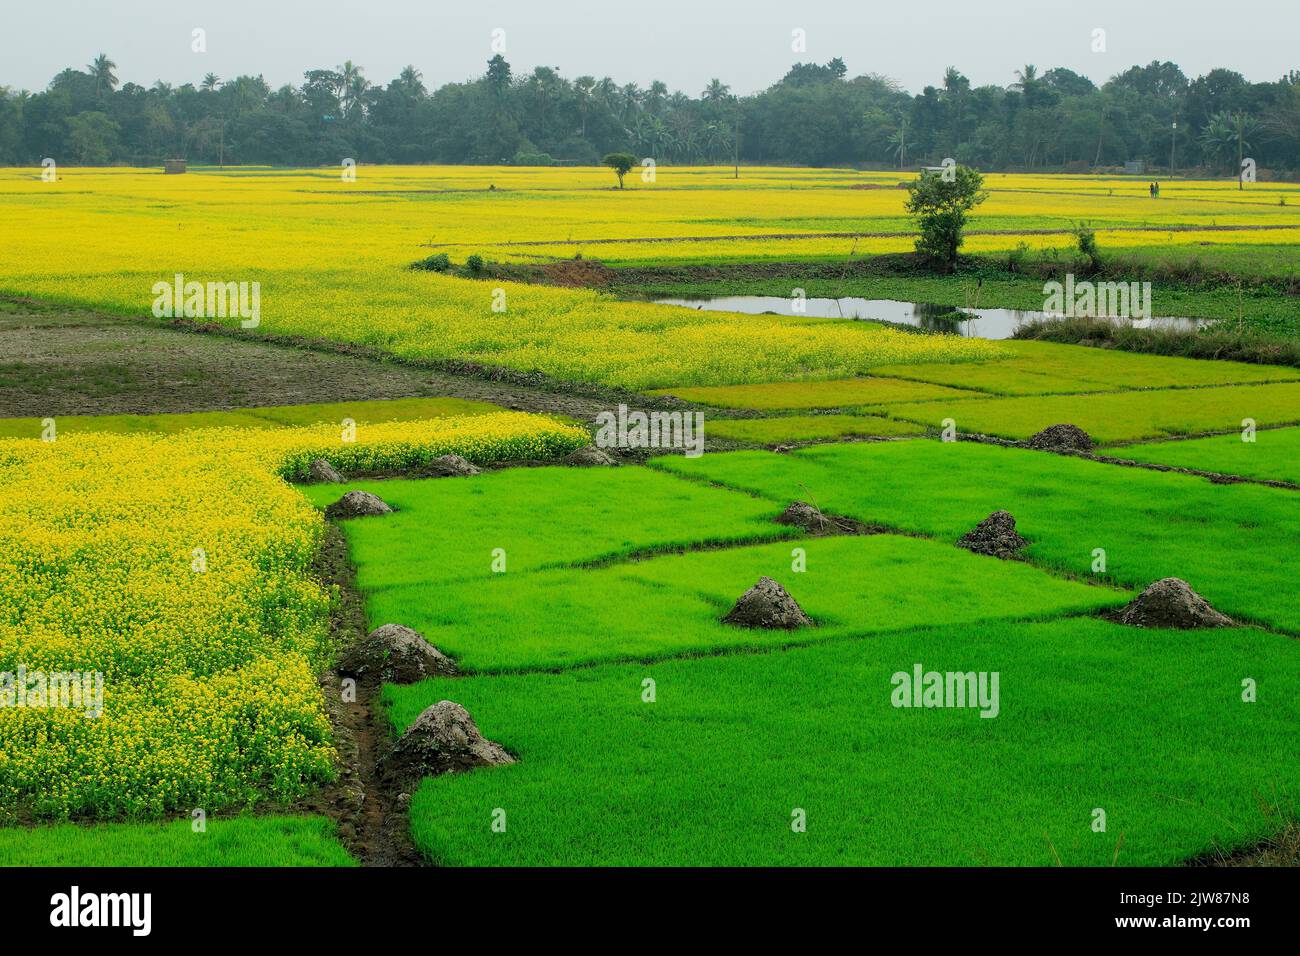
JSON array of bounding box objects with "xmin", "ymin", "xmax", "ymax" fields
[{"xmin": 3, "ymin": 54, "xmax": 1299, "ymax": 171}]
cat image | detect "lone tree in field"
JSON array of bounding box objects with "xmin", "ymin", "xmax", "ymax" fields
[
  {"xmin": 904, "ymin": 165, "xmax": 988, "ymax": 271},
  {"xmin": 602, "ymin": 152, "xmax": 636, "ymax": 189}
]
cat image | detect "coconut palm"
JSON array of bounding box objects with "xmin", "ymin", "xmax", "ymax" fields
[
  {"xmin": 1200, "ymin": 110, "xmax": 1259, "ymax": 174},
  {"xmin": 888, "ymin": 115, "xmax": 911, "ymax": 168},
  {"xmin": 337, "ymin": 60, "xmax": 369, "ymax": 118},
  {"xmin": 646, "ymin": 80, "xmax": 668, "ymax": 114},
  {"xmin": 201, "ymin": 73, "xmax": 220, "ymax": 93},
  {"xmin": 702, "ymin": 79, "xmax": 731, "ymax": 103},
  {"xmin": 1011, "ymin": 64, "xmax": 1039, "ymax": 95},
  {"xmin": 574, "ymin": 75, "xmax": 596, "ymax": 135},
  {"xmin": 87, "ymin": 54, "xmax": 118, "ymax": 97},
  {"xmin": 395, "ymin": 65, "xmax": 424, "ymax": 97}
]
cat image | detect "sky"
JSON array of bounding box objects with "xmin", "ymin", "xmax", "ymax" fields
[{"xmin": 3, "ymin": 0, "xmax": 1295, "ymax": 96}]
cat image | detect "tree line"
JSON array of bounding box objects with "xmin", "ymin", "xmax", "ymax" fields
[{"xmin": 2, "ymin": 53, "xmax": 1298, "ymax": 173}]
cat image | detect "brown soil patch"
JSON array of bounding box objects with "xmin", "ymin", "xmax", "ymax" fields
[
  {"xmin": 0, "ymin": 298, "xmax": 715, "ymax": 435},
  {"xmin": 540, "ymin": 258, "xmax": 616, "ymax": 288}
]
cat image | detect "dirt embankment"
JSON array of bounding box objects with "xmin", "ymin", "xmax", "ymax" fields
[{"xmin": 301, "ymin": 524, "xmax": 424, "ymax": 866}]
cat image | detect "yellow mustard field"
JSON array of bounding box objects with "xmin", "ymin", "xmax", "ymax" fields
[
  {"xmin": 0, "ymin": 412, "xmax": 587, "ymax": 819},
  {"xmin": 6, "ymin": 165, "xmax": 1296, "ymax": 391}
]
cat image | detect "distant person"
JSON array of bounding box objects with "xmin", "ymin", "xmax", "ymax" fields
[{"xmin": 1149, "ymin": 182, "xmax": 1156, "ymax": 197}]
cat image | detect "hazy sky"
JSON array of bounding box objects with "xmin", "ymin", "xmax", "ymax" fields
[{"xmin": 4, "ymin": 0, "xmax": 1295, "ymax": 96}]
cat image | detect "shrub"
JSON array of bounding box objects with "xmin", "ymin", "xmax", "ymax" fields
[
  {"xmin": 410, "ymin": 252, "xmax": 451, "ymax": 272},
  {"xmin": 513, "ymin": 150, "xmax": 554, "ymax": 166},
  {"xmin": 1007, "ymin": 241, "xmax": 1031, "ymax": 274},
  {"xmin": 1074, "ymin": 222, "xmax": 1102, "ymax": 274}
]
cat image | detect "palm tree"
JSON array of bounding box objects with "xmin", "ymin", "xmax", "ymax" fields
[
  {"xmin": 1200, "ymin": 110, "xmax": 1259, "ymax": 175},
  {"xmin": 646, "ymin": 80, "xmax": 668, "ymax": 114},
  {"xmin": 88, "ymin": 54, "xmax": 118, "ymax": 97},
  {"xmin": 700, "ymin": 121, "xmax": 730, "ymax": 160},
  {"xmin": 395, "ymin": 65, "xmax": 425, "ymax": 97},
  {"xmin": 1011, "ymin": 64, "xmax": 1038, "ymax": 90},
  {"xmin": 632, "ymin": 113, "xmax": 670, "ymax": 157},
  {"xmin": 618, "ymin": 83, "xmax": 642, "ymax": 122},
  {"xmin": 888, "ymin": 115, "xmax": 910, "ymax": 168},
  {"xmin": 574, "ymin": 75, "xmax": 596, "ymax": 136},
  {"xmin": 702, "ymin": 79, "xmax": 731, "ymax": 103},
  {"xmin": 1093, "ymin": 96, "xmax": 1112, "ymax": 167},
  {"xmin": 1011, "ymin": 64, "xmax": 1040, "ymax": 105},
  {"xmin": 201, "ymin": 73, "xmax": 220, "ymax": 93},
  {"xmin": 337, "ymin": 60, "xmax": 368, "ymax": 118}
]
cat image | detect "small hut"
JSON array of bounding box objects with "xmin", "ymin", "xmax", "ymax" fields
[{"xmin": 163, "ymin": 159, "xmax": 187, "ymax": 175}]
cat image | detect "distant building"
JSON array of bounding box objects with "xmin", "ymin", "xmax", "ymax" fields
[
  {"xmin": 1123, "ymin": 160, "xmax": 1145, "ymax": 175},
  {"xmin": 164, "ymin": 159, "xmax": 187, "ymax": 175}
]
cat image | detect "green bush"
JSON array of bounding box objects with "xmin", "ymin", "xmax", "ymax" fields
[
  {"xmin": 1074, "ymin": 222, "xmax": 1102, "ymax": 274},
  {"xmin": 410, "ymin": 253, "xmax": 450, "ymax": 272},
  {"xmin": 904, "ymin": 165, "xmax": 988, "ymax": 270},
  {"xmin": 513, "ymin": 150, "xmax": 554, "ymax": 166}
]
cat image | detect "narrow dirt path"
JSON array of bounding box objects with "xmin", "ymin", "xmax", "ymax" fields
[{"xmin": 306, "ymin": 524, "xmax": 424, "ymax": 866}]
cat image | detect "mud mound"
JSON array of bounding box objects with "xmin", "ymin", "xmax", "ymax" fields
[
  {"xmin": 428, "ymin": 454, "xmax": 481, "ymax": 477},
  {"xmin": 325, "ymin": 490, "xmax": 393, "ymax": 519},
  {"xmin": 308, "ymin": 458, "xmax": 344, "ymax": 483},
  {"xmin": 774, "ymin": 500, "xmax": 869, "ymax": 535},
  {"xmin": 380, "ymin": 701, "xmax": 515, "ymax": 787},
  {"xmin": 339, "ymin": 623, "xmax": 458, "ymax": 684},
  {"xmin": 775, "ymin": 501, "xmax": 834, "ymax": 532},
  {"xmin": 563, "ymin": 445, "xmax": 618, "ymax": 467},
  {"xmin": 957, "ymin": 510, "xmax": 1027, "ymax": 559},
  {"xmin": 542, "ymin": 258, "xmax": 615, "ymax": 288},
  {"xmin": 1119, "ymin": 578, "xmax": 1235, "ymax": 628},
  {"xmin": 1027, "ymin": 423, "xmax": 1094, "ymax": 452},
  {"xmin": 723, "ymin": 576, "xmax": 813, "ymax": 629}
]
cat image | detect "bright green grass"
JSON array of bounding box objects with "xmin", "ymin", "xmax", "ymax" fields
[
  {"xmin": 654, "ymin": 440, "xmax": 1300, "ymax": 634},
  {"xmin": 706, "ymin": 414, "xmax": 926, "ymax": 444},
  {"xmin": 388, "ymin": 617, "xmax": 1300, "ymax": 866},
  {"xmin": 649, "ymin": 376, "xmax": 972, "ymax": 410},
  {"xmin": 886, "ymin": 380, "xmax": 1300, "ymax": 444},
  {"xmin": 0, "ymin": 396, "xmax": 502, "ymax": 439},
  {"xmin": 0, "ymin": 815, "xmax": 355, "ymax": 867},
  {"xmin": 364, "ymin": 534, "xmax": 1122, "ymax": 672},
  {"xmin": 1120, "ymin": 426, "xmax": 1300, "ymax": 485},
  {"xmin": 872, "ymin": 339, "xmax": 1300, "ymax": 397},
  {"xmin": 299, "ymin": 467, "xmax": 796, "ymax": 591}
]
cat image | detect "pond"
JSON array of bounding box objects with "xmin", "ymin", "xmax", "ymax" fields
[{"xmin": 651, "ymin": 295, "xmax": 1209, "ymax": 340}]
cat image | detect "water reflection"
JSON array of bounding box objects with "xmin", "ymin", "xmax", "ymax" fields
[{"xmin": 651, "ymin": 295, "xmax": 1207, "ymax": 341}]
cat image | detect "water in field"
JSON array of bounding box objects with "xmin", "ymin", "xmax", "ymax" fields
[{"xmin": 651, "ymin": 295, "xmax": 1209, "ymax": 340}]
